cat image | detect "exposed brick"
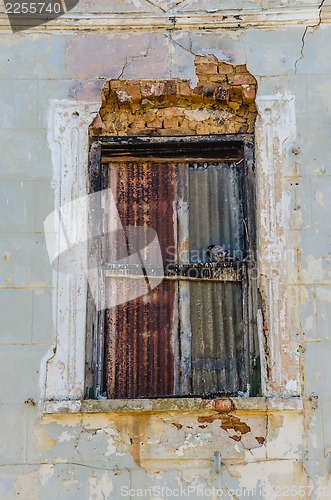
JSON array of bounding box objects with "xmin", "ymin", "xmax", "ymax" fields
[
  {"xmin": 187, "ymin": 120, "xmax": 198, "ymax": 131},
  {"xmin": 103, "ymin": 122, "xmax": 117, "ymax": 135},
  {"xmin": 118, "ymin": 102, "xmax": 131, "ymax": 111},
  {"xmin": 158, "ymin": 128, "xmax": 194, "ymax": 136},
  {"xmin": 99, "ymin": 108, "xmax": 107, "ymax": 120},
  {"xmin": 126, "ymin": 83, "xmax": 142, "ymax": 101},
  {"xmin": 228, "ymin": 101, "xmax": 240, "ymax": 112},
  {"xmin": 195, "ymin": 64, "xmax": 218, "ymax": 75},
  {"xmin": 100, "ymin": 82, "xmax": 111, "ymax": 102},
  {"xmin": 229, "ymin": 435, "xmax": 241, "ymax": 442},
  {"xmin": 229, "ymin": 86, "xmax": 243, "ymax": 103},
  {"xmin": 126, "ymin": 114, "xmax": 136, "ymax": 126},
  {"xmin": 90, "ymin": 113, "xmax": 104, "ymax": 134},
  {"xmin": 242, "ymin": 85, "xmax": 256, "ymax": 104},
  {"xmin": 196, "ymin": 123, "xmax": 210, "ymax": 134},
  {"xmin": 176, "ymin": 98, "xmax": 191, "ymax": 107},
  {"xmin": 145, "ymin": 110, "xmax": 157, "ymax": 122},
  {"xmin": 203, "ymin": 84, "xmax": 216, "ymax": 99},
  {"xmin": 206, "ymin": 75, "xmax": 228, "ymax": 84},
  {"xmin": 129, "ymin": 103, "xmax": 141, "ymax": 114},
  {"xmin": 227, "ymin": 73, "xmax": 257, "ymax": 85},
  {"xmin": 164, "ymin": 80, "xmax": 177, "ymax": 95},
  {"xmin": 237, "ymin": 105, "xmax": 248, "ymax": 117},
  {"xmin": 193, "ymin": 85, "xmax": 204, "ymax": 97},
  {"xmin": 163, "ymin": 117, "xmax": 179, "ymax": 128},
  {"xmin": 154, "ymin": 82, "xmax": 166, "ymax": 97},
  {"xmin": 127, "ymin": 128, "xmax": 148, "ymax": 136},
  {"xmin": 209, "ymin": 125, "xmax": 228, "ymax": 134},
  {"xmin": 141, "ymin": 98, "xmax": 154, "ymax": 109},
  {"xmin": 116, "ymin": 90, "xmax": 131, "ymax": 104},
  {"xmin": 247, "ymin": 111, "xmax": 257, "ymax": 120},
  {"xmin": 178, "ymin": 81, "xmax": 192, "ymax": 96},
  {"xmin": 180, "ymin": 118, "xmax": 191, "ymax": 129},
  {"xmin": 231, "ymin": 115, "xmax": 246, "ymax": 124},
  {"xmin": 147, "ymin": 119, "xmax": 163, "ymax": 128},
  {"xmin": 97, "ymin": 57, "xmax": 257, "ymax": 137},
  {"xmin": 256, "ymin": 436, "xmax": 265, "ymax": 444},
  {"xmin": 110, "ymin": 80, "xmax": 122, "ymax": 90},
  {"xmin": 141, "ymin": 82, "xmax": 155, "ymax": 97},
  {"xmin": 184, "ymin": 108, "xmax": 210, "ymax": 121},
  {"xmin": 215, "ymin": 399, "xmax": 234, "ymax": 412},
  {"xmin": 113, "ymin": 117, "xmax": 127, "ymax": 131},
  {"xmin": 131, "ymin": 120, "xmax": 146, "ymax": 129},
  {"xmin": 215, "ymin": 86, "xmax": 230, "ymax": 102},
  {"xmin": 227, "ymin": 121, "xmax": 243, "ymax": 134},
  {"xmin": 159, "ymin": 107, "xmax": 184, "ymax": 118},
  {"xmin": 195, "ymin": 54, "xmax": 218, "ymax": 65},
  {"xmin": 101, "ymin": 112, "xmax": 115, "ymax": 123},
  {"xmin": 218, "ymin": 62, "xmax": 234, "ymax": 74},
  {"xmin": 235, "ymin": 64, "xmax": 248, "ymax": 73}
]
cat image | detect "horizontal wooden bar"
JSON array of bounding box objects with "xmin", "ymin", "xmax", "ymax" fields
[{"xmin": 103, "ymin": 263, "xmax": 243, "ymax": 282}]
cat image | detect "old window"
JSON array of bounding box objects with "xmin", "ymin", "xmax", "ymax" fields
[{"xmin": 85, "ymin": 135, "xmax": 260, "ymax": 400}]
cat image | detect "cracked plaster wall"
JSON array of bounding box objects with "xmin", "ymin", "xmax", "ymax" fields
[{"xmin": 1, "ymin": 1, "xmax": 331, "ymax": 497}]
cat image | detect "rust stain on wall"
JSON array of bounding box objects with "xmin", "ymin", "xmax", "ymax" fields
[
  {"xmin": 198, "ymin": 414, "xmax": 251, "ymax": 442},
  {"xmin": 256, "ymin": 436, "xmax": 265, "ymax": 444}
]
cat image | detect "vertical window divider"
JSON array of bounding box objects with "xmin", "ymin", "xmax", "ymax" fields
[
  {"xmin": 176, "ymin": 162, "xmax": 192, "ymax": 395},
  {"xmin": 243, "ymin": 139, "xmax": 259, "ymax": 395}
]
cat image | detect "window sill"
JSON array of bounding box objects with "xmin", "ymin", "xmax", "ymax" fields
[{"xmin": 43, "ymin": 396, "xmax": 303, "ymax": 415}]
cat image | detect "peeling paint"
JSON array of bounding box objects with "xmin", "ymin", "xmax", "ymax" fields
[
  {"xmin": 89, "ymin": 472, "xmax": 113, "ymax": 499},
  {"xmin": 315, "ymin": 190, "xmax": 325, "ymax": 207},
  {"xmin": 2, "ymin": 4, "xmax": 331, "ymax": 497}
]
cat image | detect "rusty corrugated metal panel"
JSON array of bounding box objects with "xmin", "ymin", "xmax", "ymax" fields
[
  {"xmin": 104, "ymin": 162, "xmax": 177, "ymax": 398},
  {"xmin": 189, "ymin": 163, "xmax": 246, "ymax": 395},
  {"xmin": 190, "ymin": 282, "xmax": 245, "ymax": 395},
  {"xmin": 189, "ymin": 162, "xmax": 245, "ymax": 262},
  {"xmin": 101, "ymin": 160, "xmax": 247, "ymax": 398}
]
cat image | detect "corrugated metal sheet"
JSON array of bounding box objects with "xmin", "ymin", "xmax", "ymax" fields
[
  {"xmin": 189, "ymin": 163, "xmax": 246, "ymax": 395},
  {"xmin": 189, "ymin": 162, "xmax": 244, "ymax": 262},
  {"xmin": 105, "ymin": 279, "xmax": 176, "ymax": 398},
  {"xmin": 104, "ymin": 162, "xmax": 177, "ymax": 398},
  {"xmin": 102, "ymin": 160, "xmax": 247, "ymax": 398},
  {"xmin": 190, "ymin": 282, "xmax": 245, "ymax": 395}
]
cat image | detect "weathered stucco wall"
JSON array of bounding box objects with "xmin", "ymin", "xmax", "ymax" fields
[{"xmin": 1, "ymin": 0, "xmax": 331, "ymax": 497}]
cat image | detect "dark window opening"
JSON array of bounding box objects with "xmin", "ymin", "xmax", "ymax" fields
[{"xmin": 85, "ymin": 135, "xmax": 261, "ymax": 399}]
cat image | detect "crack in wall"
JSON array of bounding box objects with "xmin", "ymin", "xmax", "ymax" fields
[
  {"xmin": 117, "ymin": 35, "xmax": 155, "ymax": 80},
  {"xmin": 168, "ymin": 32, "xmax": 194, "ymax": 80},
  {"xmin": 168, "ymin": 32, "xmax": 195, "ymax": 57},
  {"xmin": 294, "ymin": 0, "xmax": 326, "ymax": 73}
]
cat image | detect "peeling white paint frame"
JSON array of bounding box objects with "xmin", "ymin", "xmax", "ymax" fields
[
  {"xmin": 42, "ymin": 101, "xmax": 99, "ymax": 403},
  {"xmin": 43, "ymin": 94, "xmax": 298, "ymax": 412},
  {"xmin": 255, "ymin": 94, "xmax": 298, "ymax": 396}
]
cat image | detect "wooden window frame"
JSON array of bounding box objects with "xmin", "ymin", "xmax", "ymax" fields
[
  {"xmin": 85, "ymin": 134, "xmax": 260, "ymax": 400},
  {"xmin": 43, "ymin": 95, "xmax": 301, "ymax": 414}
]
